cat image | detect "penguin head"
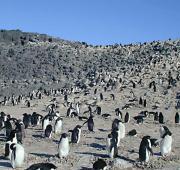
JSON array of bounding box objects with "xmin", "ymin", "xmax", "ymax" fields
[
  {"xmin": 162, "ymin": 126, "xmax": 172, "ymax": 137},
  {"xmin": 108, "ymin": 133, "xmax": 112, "ymax": 139},
  {"xmin": 10, "ymin": 143, "xmax": 16, "ymax": 150},
  {"xmin": 76, "ymin": 125, "xmax": 82, "ymax": 129},
  {"xmin": 61, "ymin": 133, "xmax": 68, "ymax": 138}
]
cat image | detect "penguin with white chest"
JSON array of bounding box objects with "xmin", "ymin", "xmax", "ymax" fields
[
  {"xmin": 10, "ymin": 143, "xmax": 25, "ymax": 168},
  {"xmin": 160, "ymin": 127, "xmax": 172, "ymax": 156},
  {"xmin": 42, "ymin": 115, "xmax": 51, "ymax": 130},
  {"xmin": 139, "ymin": 136, "xmax": 153, "ymax": 163},
  {"xmin": 118, "ymin": 121, "xmax": 125, "ymax": 139},
  {"xmin": 58, "ymin": 133, "xmax": 70, "ymax": 159},
  {"xmin": 54, "ymin": 117, "xmax": 63, "ymax": 134},
  {"xmin": 107, "ymin": 131, "xmax": 118, "ymax": 158}
]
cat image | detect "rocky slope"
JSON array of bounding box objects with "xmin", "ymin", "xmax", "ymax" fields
[{"xmin": 0, "ymin": 30, "xmax": 179, "ymax": 96}]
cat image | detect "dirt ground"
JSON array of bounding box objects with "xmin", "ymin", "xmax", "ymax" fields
[{"xmin": 0, "ymin": 79, "xmax": 180, "ymax": 170}]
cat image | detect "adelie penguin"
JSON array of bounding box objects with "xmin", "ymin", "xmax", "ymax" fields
[
  {"xmin": 42, "ymin": 115, "xmax": 51, "ymax": 130},
  {"xmin": 83, "ymin": 116, "xmax": 94, "ymax": 132},
  {"xmin": 5, "ymin": 130, "xmax": 18, "ymax": 160},
  {"xmin": 107, "ymin": 132, "xmax": 118, "ymax": 158},
  {"xmin": 160, "ymin": 126, "xmax": 172, "ymax": 156},
  {"xmin": 175, "ymin": 112, "xmax": 179, "ymax": 124},
  {"xmin": 23, "ymin": 113, "xmax": 31, "ymax": 129},
  {"xmin": 54, "ymin": 117, "xmax": 63, "ymax": 134},
  {"xmin": 70, "ymin": 125, "xmax": 82, "ymax": 144},
  {"xmin": 93, "ymin": 159, "xmax": 107, "ymax": 170},
  {"xmin": 10, "ymin": 143, "xmax": 25, "ymax": 168},
  {"xmin": 96, "ymin": 106, "xmax": 101, "ymax": 115},
  {"xmin": 26, "ymin": 163, "xmax": 57, "ymax": 170},
  {"xmin": 45, "ymin": 124, "xmax": 53, "ymax": 138},
  {"xmin": 115, "ymin": 108, "xmax": 122, "ymax": 119},
  {"xmin": 58, "ymin": 133, "xmax": 70, "ymax": 159},
  {"xmin": 124, "ymin": 112, "xmax": 130, "ymax": 123},
  {"xmin": 159, "ymin": 112, "xmax": 164, "ymax": 124},
  {"xmin": 118, "ymin": 120, "xmax": 125, "ymax": 139},
  {"xmin": 139, "ymin": 136, "xmax": 153, "ymax": 163}
]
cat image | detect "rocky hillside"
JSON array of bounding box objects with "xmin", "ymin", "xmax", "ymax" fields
[{"xmin": 0, "ymin": 30, "xmax": 179, "ymax": 95}]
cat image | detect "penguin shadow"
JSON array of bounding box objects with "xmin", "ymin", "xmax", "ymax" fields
[
  {"xmin": 32, "ymin": 134, "xmax": 44, "ymax": 139},
  {"xmin": 0, "ymin": 161, "xmax": 12, "ymax": 168},
  {"xmin": 117, "ymin": 155, "xmax": 136, "ymax": 163},
  {"xmin": 98, "ymin": 128, "xmax": 109, "ymax": 132},
  {"xmin": 94, "ymin": 137, "xmax": 104, "ymax": 140},
  {"xmin": 75, "ymin": 151, "xmax": 108, "ymax": 158},
  {"xmin": 0, "ymin": 156, "xmax": 12, "ymax": 168},
  {"xmin": 30, "ymin": 152, "xmax": 55, "ymax": 158},
  {"xmin": 53, "ymin": 139, "xmax": 59, "ymax": 144},
  {"xmin": 89, "ymin": 143, "xmax": 106, "ymax": 150},
  {"xmin": 0, "ymin": 137, "xmax": 5, "ymax": 142},
  {"xmin": 80, "ymin": 167, "xmax": 92, "ymax": 170}
]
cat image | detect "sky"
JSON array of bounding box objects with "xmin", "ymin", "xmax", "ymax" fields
[{"xmin": 0, "ymin": 0, "xmax": 180, "ymax": 45}]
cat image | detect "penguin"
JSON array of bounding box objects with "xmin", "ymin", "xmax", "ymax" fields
[
  {"xmin": 154, "ymin": 112, "xmax": 159, "ymax": 122},
  {"xmin": 115, "ymin": 108, "xmax": 122, "ymax": 119},
  {"xmin": 66, "ymin": 104, "xmax": 74, "ymax": 117},
  {"xmin": 124, "ymin": 112, "xmax": 130, "ymax": 123},
  {"xmin": 93, "ymin": 159, "xmax": 107, "ymax": 170},
  {"xmin": 58, "ymin": 133, "xmax": 70, "ymax": 159},
  {"xmin": 94, "ymin": 88, "xmax": 97, "ymax": 95},
  {"xmin": 102, "ymin": 113, "xmax": 111, "ymax": 119},
  {"xmin": 128, "ymin": 129, "xmax": 137, "ymax": 136},
  {"xmin": 26, "ymin": 163, "xmax": 57, "ymax": 170},
  {"xmin": 150, "ymin": 138, "xmax": 159, "ymax": 147},
  {"xmin": 106, "ymin": 134, "xmax": 112, "ymax": 151},
  {"xmin": 143, "ymin": 99, "xmax": 147, "ymax": 107},
  {"xmin": 133, "ymin": 115, "xmax": 144, "ymax": 124},
  {"xmin": 159, "ymin": 126, "xmax": 169, "ymax": 138},
  {"xmin": 108, "ymin": 130, "xmax": 118, "ymax": 158},
  {"xmin": 139, "ymin": 97, "xmax": 143, "ymax": 105},
  {"xmin": 83, "ymin": 116, "xmax": 94, "ymax": 132},
  {"xmin": 76, "ymin": 102, "xmax": 80, "ymax": 115},
  {"xmin": 118, "ymin": 121, "xmax": 125, "ymax": 139},
  {"xmin": 159, "ymin": 112, "xmax": 164, "ymax": 124},
  {"xmin": 10, "ymin": 143, "xmax": 25, "ymax": 168},
  {"xmin": 139, "ymin": 136, "xmax": 153, "ymax": 163},
  {"xmin": 45, "ymin": 124, "xmax": 53, "ymax": 138},
  {"xmin": 112, "ymin": 127, "xmax": 121, "ymax": 147},
  {"xmin": 175, "ymin": 112, "xmax": 179, "ymax": 124},
  {"xmin": 54, "ymin": 117, "xmax": 63, "ymax": 134},
  {"xmin": 4, "ymin": 119, "xmax": 13, "ymax": 138},
  {"xmin": 160, "ymin": 127, "xmax": 172, "ymax": 156},
  {"xmin": 112, "ymin": 118, "xmax": 120, "ymax": 131},
  {"xmin": 96, "ymin": 106, "xmax": 102, "ymax": 115},
  {"xmin": 110, "ymin": 94, "xmax": 115, "ymax": 100},
  {"xmin": 23, "ymin": 113, "xmax": 31, "ymax": 129},
  {"xmin": 5, "ymin": 140, "xmax": 13, "ymax": 159},
  {"xmin": 15, "ymin": 122, "xmax": 23, "ymax": 143},
  {"xmin": 42, "ymin": 115, "xmax": 50, "ymax": 130},
  {"xmin": 70, "ymin": 125, "xmax": 82, "ymax": 144},
  {"xmin": 100, "ymin": 93, "xmax": 103, "ymax": 101}
]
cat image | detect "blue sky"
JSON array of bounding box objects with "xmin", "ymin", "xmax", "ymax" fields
[{"xmin": 0, "ymin": 0, "xmax": 180, "ymax": 45}]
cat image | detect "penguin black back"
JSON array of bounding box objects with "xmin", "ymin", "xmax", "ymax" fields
[
  {"xmin": 87, "ymin": 116, "xmax": 94, "ymax": 132},
  {"xmin": 159, "ymin": 112, "xmax": 164, "ymax": 124},
  {"xmin": 175, "ymin": 112, "xmax": 179, "ymax": 123},
  {"xmin": 93, "ymin": 159, "xmax": 107, "ymax": 170},
  {"xmin": 124, "ymin": 112, "xmax": 130, "ymax": 123},
  {"xmin": 45, "ymin": 124, "xmax": 53, "ymax": 138},
  {"xmin": 139, "ymin": 136, "xmax": 153, "ymax": 162},
  {"xmin": 26, "ymin": 163, "xmax": 57, "ymax": 170},
  {"xmin": 71, "ymin": 125, "xmax": 81, "ymax": 143}
]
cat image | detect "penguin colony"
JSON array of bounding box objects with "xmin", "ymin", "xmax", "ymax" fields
[{"xmin": 0, "ymin": 44, "xmax": 180, "ymax": 169}]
